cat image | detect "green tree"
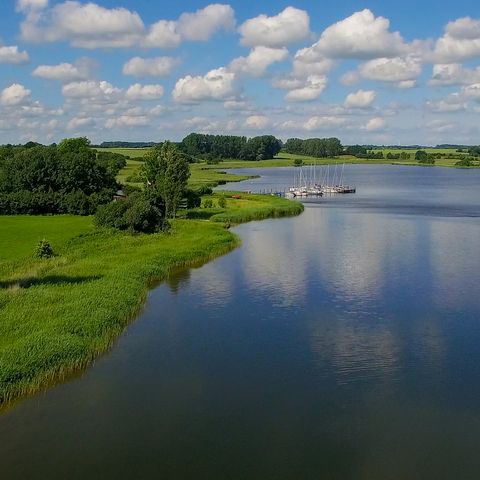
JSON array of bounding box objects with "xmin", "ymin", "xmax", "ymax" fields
[
  {"xmin": 57, "ymin": 137, "xmax": 91, "ymax": 154},
  {"xmin": 142, "ymin": 142, "xmax": 190, "ymax": 218},
  {"xmin": 415, "ymin": 150, "xmax": 428, "ymax": 162}
]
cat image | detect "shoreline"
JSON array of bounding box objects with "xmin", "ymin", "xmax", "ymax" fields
[{"xmin": 0, "ymin": 186, "xmax": 303, "ymax": 407}]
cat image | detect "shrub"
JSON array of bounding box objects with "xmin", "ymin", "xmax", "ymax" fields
[
  {"xmin": 94, "ymin": 194, "xmax": 167, "ymax": 233},
  {"xmin": 34, "ymin": 239, "xmax": 55, "ymax": 258},
  {"xmin": 123, "ymin": 198, "xmax": 164, "ymax": 233},
  {"xmin": 203, "ymin": 198, "xmax": 213, "ymax": 208},
  {"xmin": 455, "ymin": 158, "xmax": 472, "ymax": 167},
  {"xmin": 217, "ymin": 196, "xmax": 227, "ymax": 208},
  {"xmin": 294, "ymin": 158, "xmax": 303, "ymax": 166}
]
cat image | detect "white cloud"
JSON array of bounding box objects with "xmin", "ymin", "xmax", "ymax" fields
[
  {"xmin": 67, "ymin": 116, "xmax": 95, "ymax": 131},
  {"xmin": 358, "ymin": 55, "xmax": 422, "ymax": 82},
  {"xmin": 0, "ymin": 83, "xmax": 31, "ymax": 106},
  {"xmin": 106, "ymin": 114, "xmax": 148, "ymax": 129},
  {"xmin": 397, "ymin": 80, "xmax": 416, "ymax": 89},
  {"xmin": 304, "ymin": 116, "xmax": 346, "ymax": 131},
  {"xmin": 177, "ymin": 4, "xmax": 235, "ymax": 41},
  {"xmin": 284, "ymin": 75, "xmax": 327, "ymax": 101},
  {"xmin": 345, "ymin": 90, "xmax": 376, "ymax": 108},
  {"xmin": 123, "ymin": 56, "xmax": 179, "ymax": 78},
  {"xmin": 20, "ymin": 2, "xmax": 236, "ymax": 49},
  {"xmin": 245, "ymin": 115, "xmax": 269, "ymax": 129},
  {"xmin": 425, "ymin": 93, "xmax": 466, "ymax": 112},
  {"xmin": 125, "ymin": 83, "xmax": 164, "ymax": 101},
  {"xmin": 365, "ymin": 117, "xmax": 386, "ymax": 131},
  {"xmin": 239, "ymin": 7, "xmax": 310, "ymax": 48},
  {"xmin": 292, "ymin": 48, "xmax": 334, "ymax": 77},
  {"xmin": 314, "ymin": 9, "xmax": 408, "ymax": 59},
  {"xmin": 223, "ymin": 100, "xmax": 248, "ymax": 110},
  {"xmin": 172, "ymin": 67, "xmax": 236, "ymax": 103},
  {"xmin": 20, "ymin": 1, "xmax": 145, "ymax": 48},
  {"xmin": 463, "ymin": 83, "xmax": 480, "ymax": 101},
  {"xmin": 142, "ymin": 20, "xmax": 181, "ymax": 48},
  {"xmin": 229, "ymin": 46, "xmax": 288, "ymax": 76},
  {"xmin": 0, "ymin": 45, "xmax": 29, "ymax": 64},
  {"xmin": 16, "ymin": 0, "xmax": 48, "ymax": 11},
  {"xmin": 33, "ymin": 58, "xmax": 94, "ymax": 82},
  {"xmin": 62, "ymin": 81, "xmax": 121, "ymax": 102},
  {"xmin": 429, "ymin": 63, "xmax": 480, "ymax": 86},
  {"xmin": 434, "ymin": 17, "xmax": 480, "ymax": 62}
]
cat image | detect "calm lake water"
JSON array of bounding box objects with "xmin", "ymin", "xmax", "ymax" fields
[{"xmin": 1, "ymin": 165, "xmax": 480, "ymax": 480}]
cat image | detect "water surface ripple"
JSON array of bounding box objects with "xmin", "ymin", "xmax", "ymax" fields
[{"xmin": 1, "ymin": 165, "xmax": 480, "ymax": 480}]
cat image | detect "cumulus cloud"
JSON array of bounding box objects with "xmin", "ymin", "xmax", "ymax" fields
[
  {"xmin": 434, "ymin": 17, "xmax": 480, "ymax": 62},
  {"xmin": 177, "ymin": 4, "xmax": 235, "ymax": 41},
  {"xmin": 20, "ymin": 1, "xmax": 145, "ymax": 48},
  {"xmin": 142, "ymin": 20, "xmax": 181, "ymax": 48},
  {"xmin": 0, "ymin": 45, "xmax": 29, "ymax": 64},
  {"xmin": 462, "ymin": 83, "xmax": 480, "ymax": 101},
  {"xmin": 229, "ymin": 46, "xmax": 288, "ymax": 76},
  {"xmin": 0, "ymin": 83, "xmax": 31, "ymax": 106},
  {"xmin": 33, "ymin": 58, "xmax": 94, "ymax": 82},
  {"xmin": 123, "ymin": 56, "xmax": 179, "ymax": 78},
  {"xmin": 365, "ymin": 117, "xmax": 386, "ymax": 131},
  {"xmin": 429, "ymin": 63, "xmax": 480, "ymax": 86},
  {"xmin": 239, "ymin": 7, "xmax": 310, "ymax": 48},
  {"xmin": 358, "ymin": 55, "xmax": 422, "ymax": 83},
  {"xmin": 105, "ymin": 114, "xmax": 148, "ymax": 129},
  {"xmin": 125, "ymin": 83, "xmax": 164, "ymax": 101},
  {"xmin": 245, "ymin": 115, "xmax": 269, "ymax": 129},
  {"xmin": 172, "ymin": 67, "xmax": 236, "ymax": 103},
  {"xmin": 16, "ymin": 0, "xmax": 48, "ymax": 11},
  {"xmin": 425, "ymin": 93, "xmax": 466, "ymax": 112},
  {"xmin": 67, "ymin": 116, "xmax": 95, "ymax": 131},
  {"xmin": 20, "ymin": 2, "xmax": 236, "ymax": 49},
  {"xmin": 62, "ymin": 80, "xmax": 121, "ymax": 102},
  {"xmin": 304, "ymin": 116, "xmax": 346, "ymax": 131},
  {"xmin": 314, "ymin": 9, "xmax": 408, "ymax": 59},
  {"xmin": 344, "ymin": 90, "xmax": 376, "ymax": 108},
  {"xmin": 284, "ymin": 75, "xmax": 327, "ymax": 101}
]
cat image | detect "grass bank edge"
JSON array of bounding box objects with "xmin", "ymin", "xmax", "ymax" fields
[{"xmin": 0, "ymin": 193, "xmax": 303, "ymax": 406}]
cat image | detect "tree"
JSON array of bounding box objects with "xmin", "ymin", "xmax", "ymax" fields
[
  {"xmin": 57, "ymin": 137, "xmax": 91, "ymax": 154},
  {"xmin": 415, "ymin": 150, "xmax": 428, "ymax": 162},
  {"xmin": 142, "ymin": 142, "xmax": 190, "ymax": 218},
  {"xmin": 415, "ymin": 150, "xmax": 434, "ymax": 164}
]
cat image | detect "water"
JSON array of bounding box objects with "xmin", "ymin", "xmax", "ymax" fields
[{"xmin": 1, "ymin": 165, "xmax": 480, "ymax": 480}]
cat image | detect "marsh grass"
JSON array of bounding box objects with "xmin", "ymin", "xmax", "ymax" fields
[{"xmin": 0, "ymin": 191, "xmax": 303, "ymax": 406}]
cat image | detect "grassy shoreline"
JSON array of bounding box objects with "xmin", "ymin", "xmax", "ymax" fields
[{"xmin": 0, "ymin": 193, "xmax": 303, "ymax": 406}]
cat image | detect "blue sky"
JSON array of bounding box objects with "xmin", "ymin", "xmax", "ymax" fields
[{"xmin": 0, "ymin": 0, "xmax": 479, "ymax": 145}]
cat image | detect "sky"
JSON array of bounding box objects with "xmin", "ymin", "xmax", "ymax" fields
[{"xmin": 0, "ymin": 0, "xmax": 479, "ymax": 145}]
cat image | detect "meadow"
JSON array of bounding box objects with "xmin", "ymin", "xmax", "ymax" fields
[
  {"xmin": 0, "ymin": 192, "xmax": 303, "ymax": 405},
  {"xmin": 99, "ymin": 148, "xmax": 479, "ymax": 188}
]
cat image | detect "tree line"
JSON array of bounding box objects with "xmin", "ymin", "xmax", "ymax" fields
[
  {"xmin": 0, "ymin": 138, "xmax": 126, "ymax": 215},
  {"xmin": 283, "ymin": 137, "xmax": 343, "ymax": 158},
  {"xmin": 180, "ymin": 133, "xmax": 282, "ymax": 162}
]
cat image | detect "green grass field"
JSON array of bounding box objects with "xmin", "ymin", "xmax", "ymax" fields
[
  {"xmin": 0, "ymin": 216, "xmax": 93, "ymax": 261},
  {"xmin": 111, "ymin": 148, "xmax": 479, "ymax": 188},
  {"xmin": 0, "ymin": 191, "xmax": 303, "ymax": 405}
]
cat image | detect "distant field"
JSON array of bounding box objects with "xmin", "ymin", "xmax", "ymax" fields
[
  {"xmin": 371, "ymin": 148, "xmax": 469, "ymax": 156},
  {"xmin": 107, "ymin": 147, "xmax": 479, "ymax": 184},
  {"xmin": 95, "ymin": 147, "xmax": 148, "ymax": 158}
]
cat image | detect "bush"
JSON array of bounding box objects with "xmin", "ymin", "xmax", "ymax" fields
[
  {"xmin": 34, "ymin": 239, "xmax": 55, "ymax": 258},
  {"xmin": 94, "ymin": 194, "xmax": 167, "ymax": 233},
  {"xmin": 294, "ymin": 158, "xmax": 303, "ymax": 166},
  {"xmin": 203, "ymin": 198, "xmax": 213, "ymax": 208},
  {"xmin": 455, "ymin": 158, "xmax": 473, "ymax": 167},
  {"xmin": 123, "ymin": 198, "xmax": 165, "ymax": 233},
  {"xmin": 217, "ymin": 196, "xmax": 227, "ymax": 208}
]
